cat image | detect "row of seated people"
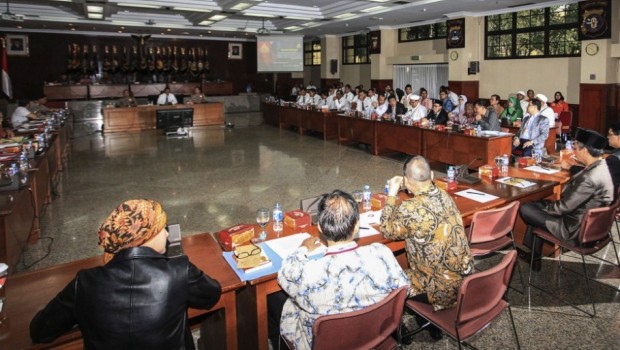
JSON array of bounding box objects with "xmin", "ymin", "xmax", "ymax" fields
[
  {"xmin": 29, "ymin": 124, "xmax": 620, "ymax": 349},
  {"xmin": 116, "ymin": 86, "xmax": 210, "ymax": 108}
]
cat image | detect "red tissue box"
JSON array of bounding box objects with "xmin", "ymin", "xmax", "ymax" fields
[
  {"xmin": 371, "ymin": 193, "xmax": 388, "ymax": 209},
  {"xmin": 217, "ymin": 224, "xmax": 255, "ymax": 251},
  {"xmin": 518, "ymin": 157, "xmax": 536, "ymax": 167},
  {"xmin": 284, "ymin": 210, "xmax": 311, "ymax": 229},
  {"xmin": 436, "ymin": 177, "xmax": 458, "ymax": 191}
]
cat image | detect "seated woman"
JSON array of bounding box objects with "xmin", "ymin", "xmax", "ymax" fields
[
  {"xmin": 550, "ymin": 91, "xmax": 569, "ymax": 115},
  {"xmin": 269, "ymin": 190, "xmax": 409, "ymax": 350},
  {"xmin": 500, "ymin": 96, "xmax": 523, "ymax": 124},
  {"xmin": 450, "ymin": 95, "xmax": 467, "ymax": 124},
  {"xmin": 463, "ymin": 102, "xmax": 476, "ymax": 124},
  {"xmin": 30, "ymin": 199, "xmax": 222, "ymax": 349}
]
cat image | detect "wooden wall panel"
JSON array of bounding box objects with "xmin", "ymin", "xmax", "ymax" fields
[
  {"xmin": 448, "ymin": 81, "xmax": 479, "ymax": 101},
  {"xmin": 370, "ymin": 79, "xmax": 393, "ymax": 94},
  {"xmin": 578, "ymin": 83, "xmax": 617, "ymax": 134}
]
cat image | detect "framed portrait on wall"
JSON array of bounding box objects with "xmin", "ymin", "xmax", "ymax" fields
[
  {"xmin": 6, "ymin": 34, "xmax": 29, "ymax": 56},
  {"xmin": 369, "ymin": 31, "xmax": 381, "ymax": 54},
  {"xmin": 578, "ymin": 0, "xmax": 611, "ymax": 40},
  {"xmin": 446, "ymin": 19, "xmax": 465, "ymax": 49},
  {"xmin": 228, "ymin": 43, "xmax": 242, "ymax": 59}
]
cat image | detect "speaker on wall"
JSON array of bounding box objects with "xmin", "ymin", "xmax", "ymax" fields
[
  {"xmin": 330, "ymin": 59, "xmax": 338, "ymax": 74},
  {"xmin": 467, "ymin": 61, "xmax": 479, "ymax": 75}
]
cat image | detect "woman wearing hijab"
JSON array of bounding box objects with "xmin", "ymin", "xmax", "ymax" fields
[
  {"xmin": 30, "ymin": 199, "xmax": 222, "ymax": 350},
  {"xmin": 500, "ymin": 96, "xmax": 523, "ymax": 124},
  {"xmin": 450, "ymin": 95, "xmax": 468, "ymax": 124},
  {"xmin": 550, "ymin": 91, "xmax": 569, "ymax": 115}
]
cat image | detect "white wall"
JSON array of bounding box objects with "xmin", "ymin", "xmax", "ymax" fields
[{"xmin": 341, "ymin": 64, "xmax": 371, "ymax": 89}]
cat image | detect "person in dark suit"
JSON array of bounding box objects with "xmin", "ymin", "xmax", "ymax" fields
[
  {"xmin": 427, "ymin": 99, "xmax": 448, "ymax": 125},
  {"xmin": 384, "ymin": 95, "xmax": 407, "ymax": 121},
  {"xmin": 474, "ymin": 99, "xmax": 500, "ymax": 131}
]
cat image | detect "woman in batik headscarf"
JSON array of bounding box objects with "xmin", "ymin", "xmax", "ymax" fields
[{"xmin": 31, "ymin": 199, "xmax": 221, "ymax": 350}]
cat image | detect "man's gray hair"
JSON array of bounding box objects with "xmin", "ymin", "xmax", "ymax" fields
[{"xmin": 404, "ymin": 155, "xmax": 431, "ymax": 182}]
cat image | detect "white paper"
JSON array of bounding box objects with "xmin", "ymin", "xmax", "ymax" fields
[
  {"xmin": 455, "ymin": 189, "xmax": 499, "ymax": 203},
  {"xmin": 264, "ymin": 233, "xmax": 326, "ymax": 260},
  {"xmin": 360, "ymin": 210, "xmax": 382, "ymax": 226},
  {"xmin": 496, "ymin": 177, "xmax": 536, "ymax": 188},
  {"xmin": 524, "ymin": 165, "xmax": 560, "ymax": 174},
  {"xmin": 355, "ymin": 225, "xmax": 380, "ymax": 238}
]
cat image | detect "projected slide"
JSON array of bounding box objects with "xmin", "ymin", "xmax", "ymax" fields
[{"xmin": 257, "ymin": 35, "xmax": 303, "ymax": 72}]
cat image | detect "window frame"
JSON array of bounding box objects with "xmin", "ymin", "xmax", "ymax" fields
[
  {"xmin": 485, "ymin": 4, "xmax": 580, "ymax": 60},
  {"xmin": 341, "ymin": 34, "xmax": 370, "ymax": 65},
  {"xmin": 303, "ymin": 39, "xmax": 321, "ymax": 66},
  {"xmin": 398, "ymin": 22, "xmax": 447, "ymax": 43}
]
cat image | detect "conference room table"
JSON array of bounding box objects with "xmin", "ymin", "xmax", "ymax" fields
[
  {"xmin": 235, "ymin": 170, "xmax": 559, "ymax": 350},
  {"xmin": 0, "ymin": 232, "xmax": 244, "ymax": 350}
]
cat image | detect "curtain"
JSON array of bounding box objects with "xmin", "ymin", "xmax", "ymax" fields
[{"xmin": 393, "ymin": 64, "xmax": 448, "ymax": 100}]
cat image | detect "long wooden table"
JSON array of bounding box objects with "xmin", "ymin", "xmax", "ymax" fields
[
  {"xmin": 0, "ymin": 232, "xmax": 244, "ymax": 350},
  {"xmin": 103, "ymin": 103, "xmax": 224, "ymax": 134},
  {"xmin": 235, "ymin": 175, "xmax": 558, "ymax": 350}
]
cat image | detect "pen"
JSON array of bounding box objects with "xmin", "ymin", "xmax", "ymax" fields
[
  {"xmin": 360, "ymin": 227, "xmax": 371, "ymax": 230},
  {"xmin": 466, "ymin": 191, "xmax": 485, "ymax": 196}
]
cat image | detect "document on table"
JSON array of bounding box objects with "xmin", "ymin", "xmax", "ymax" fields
[
  {"xmin": 356, "ymin": 210, "xmax": 382, "ymax": 238},
  {"xmin": 263, "ymin": 232, "xmax": 326, "ymax": 260},
  {"xmin": 496, "ymin": 177, "xmax": 536, "ymax": 188},
  {"xmin": 455, "ymin": 189, "xmax": 499, "ymax": 203},
  {"xmin": 524, "ymin": 165, "xmax": 561, "ymax": 174}
]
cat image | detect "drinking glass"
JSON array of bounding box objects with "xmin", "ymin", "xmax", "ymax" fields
[
  {"xmin": 255, "ymin": 208, "xmax": 270, "ymax": 242},
  {"xmin": 352, "ymin": 190, "xmax": 363, "ymax": 206}
]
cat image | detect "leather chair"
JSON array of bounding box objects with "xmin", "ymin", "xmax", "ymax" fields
[
  {"xmin": 282, "ymin": 286, "xmax": 409, "ymax": 350},
  {"xmin": 466, "ymin": 201, "xmax": 524, "ymax": 293},
  {"xmin": 558, "ymin": 111, "xmax": 572, "ymax": 142},
  {"xmin": 405, "ymin": 251, "xmax": 519, "ymax": 350},
  {"xmin": 528, "ymin": 193, "xmax": 620, "ymax": 317}
]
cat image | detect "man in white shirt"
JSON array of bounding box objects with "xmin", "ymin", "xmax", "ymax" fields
[
  {"xmin": 367, "ymin": 89, "xmax": 378, "ymax": 103},
  {"xmin": 517, "ymin": 90, "xmax": 529, "ymax": 113},
  {"xmin": 306, "ymin": 81, "xmax": 316, "ymax": 90},
  {"xmin": 330, "ymin": 90, "xmax": 349, "ymax": 111},
  {"xmin": 405, "ymin": 94, "xmax": 428, "ymax": 123},
  {"xmin": 157, "ymin": 88, "xmax": 178, "ymax": 105},
  {"xmin": 354, "ymin": 90, "xmax": 372, "ymax": 112},
  {"xmin": 296, "ymin": 88, "xmax": 308, "ymax": 105},
  {"xmin": 305, "ymin": 89, "xmax": 321, "ymax": 106},
  {"xmin": 11, "ymin": 100, "xmax": 37, "ymax": 128},
  {"xmin": 536, "ymin": 93, "xmax": 556, "ymax": 128},
  {"xmin": 343, "ymin": 85, "xmax": 355, "ymax": 102},
  {"xmin": 444, "ymin": 86, "xmax": 459, "ymax": 107},
  {"xmin": 400, "ymin": 84, "xmax": 413, "ymax": 107},
  {"xmin": 373, "ymin": 95, "xmax": 388, "ymax": 118}
]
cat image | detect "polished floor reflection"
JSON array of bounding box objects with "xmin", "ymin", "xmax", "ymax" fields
[{"xmin": 19, "ymin": 125, "xmax": 620, "ymax": 350}]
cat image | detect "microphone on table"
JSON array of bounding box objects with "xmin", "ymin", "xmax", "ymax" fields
[{"xmin": 458, "ymin": 157, "xmax": 483, "ymax": 184}]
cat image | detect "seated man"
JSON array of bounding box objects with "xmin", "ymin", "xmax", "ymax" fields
[
  {"xmin": 329, "ymin": 90, "xmax": 349, "ymax": 111},
  {"xmin": 117, "ymin": 89, "xmax": 137, "ymax": 107},
  {"xmin": 427, "ymin": 99, "xmax": 449, "ymax": 125},
  {"xmin": 512, "ymin": 99, "xmax": 549, "ymax": 157},
  {"xmin": 157, "ymin": 87, "xmax": 178, "ymax": 105},
  {"xmin": 381, "ymin": 156, "xmax": 473, "ymax": 340},
  {"xmin": 353, "ymin": 90, "xmax": 372, "ymax": 112},
  {"xmin": 384, "ymin": 95, "xmax": 407, "ymax": 121},
  {"xmin": 404, "ymin": 94, "xmax": 428, "ymax": 123},
  {"xmin": 188, "ymin": 86, "xmax": 207, "ymax": 104},
  {"xmin": 30, "ymin": 199, "xmax": 222, "ymax": 349},
  {"xmin": 11, "ymin": 99, "xmax": 37, "ymax": 128},
  {"xmin": 520, "ymin": 128, "xmax": 614, "ymax": 270},
  {"xmin": 270, "ymin": 190, "xmax": 409, "ymax": 350},
  {"xmin": 27, "ymin": 95, "xmax": 56, "ymax": 115},
  {"xmin": 373, "ymin": 94, "xmax": 388, "ymax": 118},
  {"xmin": 474, "ymin": 99, "xmax": 500, "ymax": 131}
]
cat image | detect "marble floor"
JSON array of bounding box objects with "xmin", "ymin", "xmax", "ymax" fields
[{"xmin": 18, "ymin": 124, "xmax": 620, "ymax": 349}]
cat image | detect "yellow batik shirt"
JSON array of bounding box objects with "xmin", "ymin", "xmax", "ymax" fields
[{"xmin": 380, "ymin": 183, "xmax": 473, "ymax": 311}]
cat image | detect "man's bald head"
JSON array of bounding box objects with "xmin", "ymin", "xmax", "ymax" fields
[{"xmin": 403, "ymin": 156, "xmax": 432, "ymax": 183}]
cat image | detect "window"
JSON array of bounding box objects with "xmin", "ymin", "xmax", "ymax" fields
[
  {"xmin": 398, "ymin": 22, "xmax": 446, "ymax": 42},
  {"xmin": 342, "ymin": 34, "xmax": 370, "ymax": 64},
  {"xmin": 485, "ymin": 4, "xmax": 580, "ymax": 59},
  {"xmin": 304, "ymin": 40, "xmax": 321, "ymax": 66}
]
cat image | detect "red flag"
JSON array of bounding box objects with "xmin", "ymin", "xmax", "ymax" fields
[{"xmin": 1, "ymin": 37, "xmax": 12, "ymax": 99}]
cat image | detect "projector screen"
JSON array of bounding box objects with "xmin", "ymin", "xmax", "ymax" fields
[{"xmin": 257, "ymin": 35, "xmax": 304, "ymax": 72}]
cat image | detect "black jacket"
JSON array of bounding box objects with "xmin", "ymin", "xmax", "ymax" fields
[
  {"xmin": 30, "ymin": 247, "xmax": 222, "ymax": 350},
  {"xmin": 427, "ymin": 109, "xmax": 449, "ymax": 125},
  {"xmin": 385, "ymin": 102, "xmax": 407, "ymax": 117}
]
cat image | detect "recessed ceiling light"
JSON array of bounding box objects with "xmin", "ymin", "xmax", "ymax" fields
[
  {"xmin": 244, "ymin": 12, "xmax": 275, "ymax": 17},
  {"xmin": 361, "ymin": 6, "xmax": 388, "ymax": 13},
  {"xmin": 199, "ymin": 20, "xmax": 214, "ymax": 26},
  {"xmin": 231, "ymin": 3, "xmax": 252, "ymax": 11},
  {"xmin": 70, "ymin": 27, "xmax": 76, "ymax": 31},
  {"xmin": 88, "ymin": 13, "xmax": 104, "ymax": 19},
  {"xmin": 334, "ymin": 13, "xmax": 356, "ymax": 19},
  {"xmin": 209, "ymin": 14, "xmax": 227, "ymax": 21},
  {"xmin": 117, "ymin": 3, "xmax": 160, "ymax": 9},
  {"xmin": 16, "ymin": 25, "xmax": 22, "ymax": 28},
  {"xmin": 87, "ymin": 5, "xmax": 103, "ymax": 13},
  {"xmin": 285, "ymin": 16, "xmax": 312, "ymax": 20},
  {"xmin": 173, "ymin": 7, "xmax": 212, "ymax": 13},
  {"xmin": 284, "ymin": 25, "xmax": 301, "ymax": 30},
  {"xmin": 166, "ymin": 28, "xmax": 172, "ymax": 32}
]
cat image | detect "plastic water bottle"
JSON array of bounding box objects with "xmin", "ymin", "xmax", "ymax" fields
[
  {"xmin": 363, "ymin": 185, "xmax": 372, "ymax": 211},
  {"xmin": 565, "ymin": 140, "xmax": 573, "ymax": 151},
  {"xmin": 501, "ymin": 154, "xmax": 509, "ymax": 176},
  {"xmin": 447, "ymin": 166, "xmax": 455, "ymax": 182},
  {"xmin": 384, "ymin": 180, "xmax": 389, "ymax": 195},
  {"xmin": 273, "ymin": 202, "xmax": 283, "ymax": 233}
]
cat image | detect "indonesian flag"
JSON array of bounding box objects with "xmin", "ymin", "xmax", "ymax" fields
[{"xmin": 1, "ymin": 37, "xmax": 12, "ymax": 99}]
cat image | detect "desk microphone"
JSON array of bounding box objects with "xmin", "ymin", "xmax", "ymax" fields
[{"xmin": 458, "ymin": 157, "xmax": 482, "ymax": 184}]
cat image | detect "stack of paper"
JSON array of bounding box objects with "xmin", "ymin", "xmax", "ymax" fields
[
  {"xmin": 455, "ymin": 189, "xmax": 499, "ymax": 203},
  {"xmin": 524, "ymin": 165, "xmax": 560, "ymax": 174},
  {"xmin": 264, "ymin": 233, "xmax": 326, "ymax": 260}
]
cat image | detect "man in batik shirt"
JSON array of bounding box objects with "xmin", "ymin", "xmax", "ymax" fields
[{"xmin": 380, "ymin": 156, "xmax": 473, "ymax": 339}]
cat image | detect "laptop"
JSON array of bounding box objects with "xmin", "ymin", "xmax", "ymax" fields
[
  {"xmin": 166, "ymin": 224, "xmax": 184, "ymax": 257},
  {"xmin": 300, "ymin": 195, "xmax": 323, "ymax": 225}
]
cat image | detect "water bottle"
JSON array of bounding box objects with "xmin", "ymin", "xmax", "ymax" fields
[
  {"xmin": 501, "ymin": 154, "xmax": 509, "ymax": 176},
  {"xmin": 272, "ymin": 202, "xmax": 283, "ymax": 233},
  {"xmin": 565, "ymin": 140, "xmax": 573, "ymax": 151},
  {"xmin": 447, "ymin": 166, "xmax": 455, "ymax": 182},
  {"xmin": 384, "ymin": 180, "xmax": 389, "ymax": 195},
  {"xmin": 533, "ymin": 149, "xmax": 543, "ymax": 165},
  {"xmin": 363, "ymin": 185, "xmax": 372, "ymax": 211}
]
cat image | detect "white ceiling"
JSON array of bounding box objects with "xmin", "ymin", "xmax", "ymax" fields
[{"xmin": 0, "ymin": 0, "xmax": 577, "ymax": 40}]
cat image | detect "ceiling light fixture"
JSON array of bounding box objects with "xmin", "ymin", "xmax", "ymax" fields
[
  {"xmin": 334, "ymin": 13, "xmax": 356, "ymax": 19},
  {"xmin": 88, "ymin": 13, "xmax": 103, "ymax": 19},
  {"xmin": 198, "ymin": 20, "xmax": 214, "ymax": 26},
  {"xmin": 117, "ymin": 3, "xmax": 160, "ymax": 9},
  {"xmin": 231, "ymin": 3, "xmax": 252, "ymax": 11},
  {"xmin": 361, "ymin": 6, "xmax": 388, "ymax": 13},
  {"xmin": 173, "ymin": 7, "xmax": 212, "ymax": 13},
  {"xmin": 86, "ymin": 5, "xmax": 103, "ymax": 13},
  {"xmin": 244, "ymin": 12, "xmax": 275, "ymax": 18},
  {"xmin": 209, "ymin": 14, "xmax": 227, "ymax": 21}
]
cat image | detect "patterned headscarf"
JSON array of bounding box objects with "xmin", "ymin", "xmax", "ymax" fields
[{"xmin": 98, "ymin": 199, "xmax": 167, "ymax": 263}]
